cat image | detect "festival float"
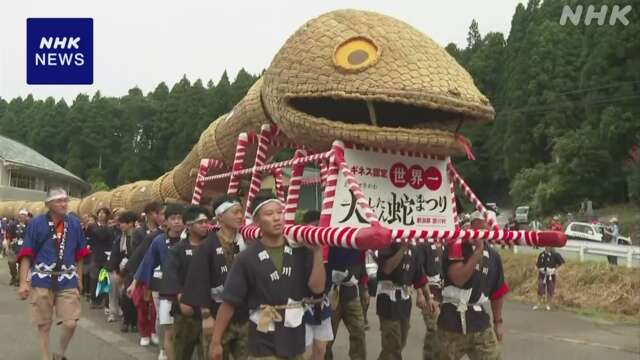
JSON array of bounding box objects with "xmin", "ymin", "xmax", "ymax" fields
[{"xmin": 0, "ymin": 9, "xmax": 566, "ymax": 250}]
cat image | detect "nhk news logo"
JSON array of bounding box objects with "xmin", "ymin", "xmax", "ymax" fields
[{"xmin": 27, "ymin": 18, "xmax": 93, "ymax": 84}]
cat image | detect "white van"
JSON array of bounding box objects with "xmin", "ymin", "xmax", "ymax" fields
[{"xmin": 515, "ymin": 206, "xmax": 530, "ymax": 224}]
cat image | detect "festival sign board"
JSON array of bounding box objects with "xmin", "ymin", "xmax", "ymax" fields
[{"xmin": 330, "ymin": 145, "xmax": 455, "ymax": 232}]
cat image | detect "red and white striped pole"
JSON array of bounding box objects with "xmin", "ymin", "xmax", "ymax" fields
[
  {"xmin": 284, "ymin": 149, "xmax": 307, "ymax": 226},
  {"xmin": 319, "ymin": 159, "xmax": 328, "ymax": 188},
  {"xmin": 243, "ymin": 124, "xmax": 275, "ymax": 223},
  {"xmin": 338, "ymin": 162, "xmax": 380, "ymax": 226},
  {"xmin": 201, "ymin": 152, "xmax": 331, "ymax": 182},
  {"xmin": 191, "ymin": 159, "xmax": 220, "ymax": 204},
  {"xmin": 237, "ymin": 224, "xmax": 565, "ymax": 249},
  {"xmin": 319, "ymin": 142, "xmax": 342, "ymax": 227},
  {"xmin": 391, "ymin": 228, "xmax": 566, "ymax": 247},
  {"xmin": 227, "ymin": 133, "xmax": 251, "ymax": 196},
  {"xmin": 447, "ymin": 157, "xmax": 459, "ymax": 229},
  {"xmin": 447, "ymin": 160, "xmax": 499, "ymax": 230},
  {"xmin": 273, "ymin": 168, "xmax": 286, "ymax": 203}
]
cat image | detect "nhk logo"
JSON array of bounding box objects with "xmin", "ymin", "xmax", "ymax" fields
[
  {"xmin": 560, "ymin": 5, "xmax": 632, "ymax": 26},
  {"xmin": 27, "ymin": 18, "xmax": 93, "ymax": 84}
]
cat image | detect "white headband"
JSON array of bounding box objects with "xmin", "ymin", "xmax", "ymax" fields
[
  {"xmin": 186, "ymin": 213, "xmax": 209, "ymax": 225},
  {"xmin": 251, "ymin": 199, "xmax": 284, "ymax": 217},
  {"xmin": 45, "ymin": 190, "xmax": 68, "ymax": 203},
  {"xmin": 19, "ymin": 209, "xmax": 29, "ymax": 215},
  {"xmin": 215, "ymin": 201, "xmax": 240, "ymax": 217}
]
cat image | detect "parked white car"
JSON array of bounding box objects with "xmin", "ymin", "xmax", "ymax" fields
[{"xmin": 565, "ymin": 222, "xmax": 631, "ymax": 245}]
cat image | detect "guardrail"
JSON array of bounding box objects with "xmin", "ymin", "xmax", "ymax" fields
[{"xmin": 516, "ymin": 240, "xmax": 640, "ymax": 268}]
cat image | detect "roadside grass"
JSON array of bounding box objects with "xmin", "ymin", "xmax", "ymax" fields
[{"xmin": 501, "ymin": 250, "xmax": 640, "ymax": 324}]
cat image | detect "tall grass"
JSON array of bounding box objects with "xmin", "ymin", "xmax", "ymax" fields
[{"xmin": 501, "ymin": 251, "xmax": 640, "ymax": 319}]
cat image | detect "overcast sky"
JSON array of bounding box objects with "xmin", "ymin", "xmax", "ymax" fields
[{"xmin": 1, "ymin": 0, "xmax": 525, "ymax": 102}]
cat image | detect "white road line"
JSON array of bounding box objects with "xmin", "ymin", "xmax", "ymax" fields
[{"xmin": 508, "ymin": 329, "xmax": 640, "ymax": 354}]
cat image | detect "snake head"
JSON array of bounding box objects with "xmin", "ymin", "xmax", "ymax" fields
[{"xmin": 261, "ymin": 9, "xmax": 494, "ymax": 156}]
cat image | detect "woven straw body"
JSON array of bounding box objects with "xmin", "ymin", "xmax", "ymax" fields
[
  {"xmin": 0, "ymin": 9, "xmax": 493, "ymax": 217},
  {"xmin": 262, "ymin": 9, "xmax": 494, "ymax": 155}
]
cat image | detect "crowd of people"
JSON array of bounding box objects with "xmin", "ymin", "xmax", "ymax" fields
[{"xmin": 4, "ymin": 188, "xmax": 518, "ymax": 360}]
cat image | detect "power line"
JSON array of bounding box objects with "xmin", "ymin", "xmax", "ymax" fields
[
  {"xmin": 498, "ymin": 93, "xmax": 640, "ymax": 115},
  {"xmin": 491, "ymin": 80, "xmax": 640, "ymax": 108}
]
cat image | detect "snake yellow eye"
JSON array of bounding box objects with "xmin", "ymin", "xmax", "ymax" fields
[{"xmin": 333, "ymin": 36, "xmax": 380, "ymax": 72}]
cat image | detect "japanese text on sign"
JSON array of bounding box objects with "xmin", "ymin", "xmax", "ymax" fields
[{"xmin": 331, "ymin": 147, "xmax": 455, "ymax": 231}]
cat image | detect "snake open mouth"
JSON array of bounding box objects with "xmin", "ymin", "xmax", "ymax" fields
[{"xmin": 288, "ymin": 96, "xmax": 462, "ymax": 132}]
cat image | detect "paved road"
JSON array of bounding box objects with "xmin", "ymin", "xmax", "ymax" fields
[{"xmin": 1, "ymin": 266, "xmax": 638, "ymax": 359}]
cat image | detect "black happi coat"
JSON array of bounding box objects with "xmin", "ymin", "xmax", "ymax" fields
[
  {"xmin": 107, "ymin": 230, "xmax": 135, "ymax": 275},
  {"xmin": 8, "ymin": 221, "xmax": 27, "ymax": 253},
  {"xmin": 536, "ymin": 250, "xmax": 565, "ymax": 271},
  {"xmin": 417, "ymin": 243, "xmax": 444, "ymax": 300},
  {"xmin": 182, "ymin": 232, "xmax": 248, "ymax": 323},
  {"xmin": 222, "ymin": 240, "xmax": 314, "ymax": 358},
  {"xmin": 376, "ymin": 244, "xmax": 427, "ymax": 321},
  {"xmin": 155, "ymin": 234, "xmax": 182, "ymax": 298},
  {"xmin": 164, "ymin": 238, "xmax": 201, "ymax": 296},
  {"xmin": 164, "ymin": 237, "xmax": 204, "ymax": 315},
  {"xmin": 326, "ymin": 247, "xmax": 365, "ymax": 303},
  {"xmin": 126, "ymin": 228, "xmax": 163, "ymax": 291},
  {"xmin": 439, "ymin": 243, "xmax": 508, "ymax": 334},
  {"xmin": 87, "ymin": 223, "xmax": 115, "ymax": 266}
]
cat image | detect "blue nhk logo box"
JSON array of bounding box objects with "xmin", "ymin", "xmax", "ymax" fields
[{"xmin": 27, "ymin": 18, "xmax": 93, "ymax": 85}]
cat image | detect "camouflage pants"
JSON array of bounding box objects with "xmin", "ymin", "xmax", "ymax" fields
[
  {"xmin": 221, "ymin": 320, "xmax": 249, "ymax": 360},
  {"xmin": 378, "ymin": 317, "xmax": 410, "ymax": 360},
  {"xmin": 422, "ymin": 310, "xmax": 441, "ymax": 360},
  {"xmin": 438, "ymin": 328, "xmax": 501, "ymax": 360},
  {"xmin": 325, "ymin": 297, "xmax": 366, "ymax": 360},
  {"xmin": 173, "ymin": 314, "xmax": 204, "ymax": 360}
]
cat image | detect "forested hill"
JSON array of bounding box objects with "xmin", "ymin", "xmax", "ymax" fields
[
  {"xmin": 0, "ymin": 70, "xmax": 259, "ymax": 191},
  {"xmin": 448, "ymin": 0, "xmax": 639, "ymax": 214},
  {"xmin": 0, "ymin": 0, "xmax": 638, "ymax": 215}
]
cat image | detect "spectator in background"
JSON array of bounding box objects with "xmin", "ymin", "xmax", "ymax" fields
[
  {"xmin": 533, "ymin": 247, "xmax": 565, "ymax": 311},
  {"xmin": 529, "ymin": 219, "xmax": 542, "ymax": 231},
  {"xmin": 549, "ymin": 216, "xmax": 563, "ymax": 232},
  {"xmin": 505, "ymin": 216, "xmax": 519, "ymax": 232},
  {"xmin": 82, "ymin": 214, "xmax": 97, "ymax": 300},
  {"xmin": 610, "ymin": 218, "xmax": 620, "ymax": 244},
  {"xmin": 4, "ymin": 209, "xmax": 29, "ymax": 286},
  {"xmin": 109, "ymin": 211, "xmax": 139, "ymax": 332},
  {"xmin": 607, "ymin": 217, "xmax": 620, "ymax": 265},
  {"xmin": 87, "ymin": 208, "xmax": 116, "ymax": 309},
  {"xmin": 0, "ymin": 217, "xmax": 7, "ymax": 259}
]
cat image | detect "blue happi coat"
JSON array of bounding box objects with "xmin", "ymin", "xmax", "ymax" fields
[{"xmin": 18, "ymin": 214, "xmax": 90, "ymax": 291}]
